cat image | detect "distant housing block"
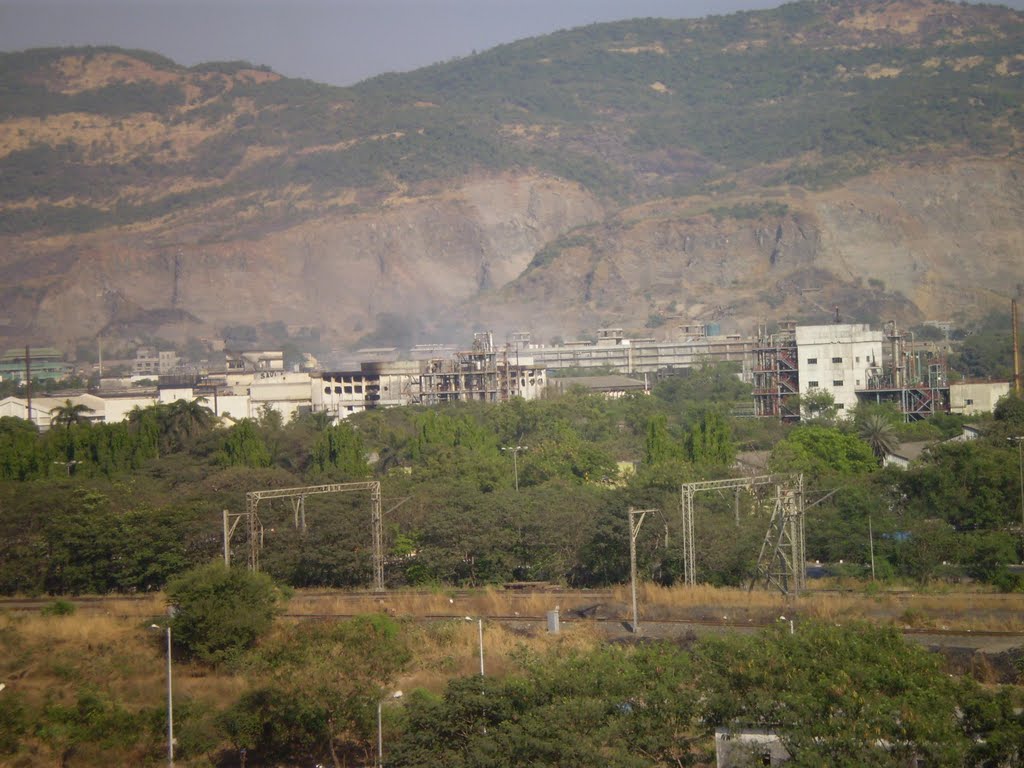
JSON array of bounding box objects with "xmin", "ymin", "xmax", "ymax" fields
[{"xmin": 0, "ymin": 347, "xmax": 72, "ymax": 383}]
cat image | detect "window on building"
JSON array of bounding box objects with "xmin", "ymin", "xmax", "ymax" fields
[
  {"xmin": 344, "ymin": 385, "xmax": 353, "ymax": 394},
  {"xmin": 836, "ymin": 403, "xmax": 845, "ymax": 409},
  {"xmin": 833, "ymin": 380, "xmax": 844, "ymax": 387},
  {"xmin": 832, "ymin": 357, "xmax": 843, "ymax": 363},
  {"xmin": 324, "ymin": 387, "xmax": 331, "ymax": 394},
  {"xmin": 965, "ymin": 398, "xmax": 974, "ymax": 405},
  {"xmin": 806, "ymin": 357, "xmax": 817, "ymax": 365},
  {"xmin": 333, "ymin": 386, "xmax": 342, "ymax": 394},
  {"xmin": 807, "ymin": 381, "xmax": 819, "ymax": 388},
  {"xmin": 354, "ymin": 385, "xmax": 363, "ymax": 393},
  {"xmin": 855, "ymin": 356, "xmax": 860, "ymax": 363},
  {"xmin": 856, "ymin": 380, "xmax": 861, "ymax": 386}
]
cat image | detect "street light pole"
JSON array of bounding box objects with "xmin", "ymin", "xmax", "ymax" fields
[
  {"xmin": 377, "ymin": 701, "xmax": 383, "ymax": 768},
  {"xmin": 151, "ymin": 624, "xmax": 174, "ymax": 766},
  {"xmin": 501, "ymin": 446, "xmax": 527, "ymax": 492},
  {"xmin": 377, "ymin": 690, "xmax": 403, "ymax": 768},
  {"xmin": 478, "ymin": 618, "xmax": 484, "ymax": 676}
]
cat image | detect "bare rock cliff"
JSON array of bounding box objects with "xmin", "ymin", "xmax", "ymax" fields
[
  {"xmin": 9, "ymin": 174, "xmax": 602, "ymax": 347},
  {"xmin": 472, "ymin": 158, "xmax": 1024, "ymax": 339}
]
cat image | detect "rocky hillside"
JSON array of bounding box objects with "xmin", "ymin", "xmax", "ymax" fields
[{"xmin": 1, "ymin": 0, "xmax": 1022, "ymax": 352}]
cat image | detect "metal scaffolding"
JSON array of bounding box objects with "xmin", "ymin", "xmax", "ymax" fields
[
  {"xmin": 418, "ymin": 331, "xmax": 513, "ymax": 405},
  {"xmin": 681, "ymin": 474, "xmax": 805, "ymax": 595},
  {"xmin": 223, "ymin": 481, "xmax": 384, "ymax": 590},
  {"xmin": 752, "ymin": 323, "xmax": 800, "ymax": 420}
]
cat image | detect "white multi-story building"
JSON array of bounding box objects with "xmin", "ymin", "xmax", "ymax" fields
[{"xmin": 795, "ymin": 324, "xmax": 883, "ymax": 417}]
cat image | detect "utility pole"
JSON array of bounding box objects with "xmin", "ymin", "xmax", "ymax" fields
[
  {"xmin": 1012, "ymin": 299, "xmax": 1021, "ymax": 396},
  {"xmin": 628, "ymin": 508, "xmax": 657, "ymax": 634},
  {"xmin": 868, "ymin": 515, "xmax": 876, "ymax": 581},
  {"xmin": 1011, "ymin": 437, "xmax": 1024, "ymax": 530}
]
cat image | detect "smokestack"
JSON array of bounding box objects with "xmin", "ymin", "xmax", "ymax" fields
[{"xmin": 1013, "ymin": 299, "xmax": 1021, "ymax": 396}]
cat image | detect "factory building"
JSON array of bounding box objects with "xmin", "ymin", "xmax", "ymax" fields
[{"xmin": 754, "ymin": 321, "xmax": 963, "ymax": 422}]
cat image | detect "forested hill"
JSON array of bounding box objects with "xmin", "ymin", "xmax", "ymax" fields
[{"xmin": 1, "ymin": 0, "xmax": 1023, "ymax": 350}]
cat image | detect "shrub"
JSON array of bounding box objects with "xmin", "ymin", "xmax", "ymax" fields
[
  {"xmin": 41, "ymin": 599, "xmax": 76, "ymax": 616},
  {"xmin": 165, "ymin": 563, "xmax": 287, "ymax": 665}
]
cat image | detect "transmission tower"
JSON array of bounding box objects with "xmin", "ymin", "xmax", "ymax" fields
[{"xmin": 751, "ymin": 474, "xmax": 806, "ymax": 596}]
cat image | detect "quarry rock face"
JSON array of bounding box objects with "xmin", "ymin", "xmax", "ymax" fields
[
  {"xmin": 473, "ymin": 158, "xmax": 1024, "ymax": 340},
  {"xmin": 5, "ymin": 158, "xmax": 1022, "ymax": 349},
  {"xmin": 6, "ymin": 174, "xmax": 603, "ymax": 347}
]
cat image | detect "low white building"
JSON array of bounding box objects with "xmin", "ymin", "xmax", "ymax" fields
[
  {"xmin": 948, "ymin": 381, "xmax": 1011, "ymax": 416},
  {"xmin": 0, "ymin": 393, "xmax": 107, "ymax": 430}
]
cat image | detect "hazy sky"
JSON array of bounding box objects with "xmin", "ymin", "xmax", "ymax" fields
[{"xmin": 2, "ymin": 0, "xmax": 1023, "ymax": 87}]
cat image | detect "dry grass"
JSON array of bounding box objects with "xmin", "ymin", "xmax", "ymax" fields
[
  {"xmin": 288, "ymin": 586, "xmax": 588, "ymax": 620},
  {"xmin": 392, "ymin": 615, "xmax": 604, "ymax": 694},
  {"xmin": 284, "ymin": 582, "xmax": 1024, "ymax": 633},
  {"xmin": 598, "ymin": 583, "xmax": 1024, "ymax": 632}
]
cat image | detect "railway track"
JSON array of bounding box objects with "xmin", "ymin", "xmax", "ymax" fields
[{"xmin": 3, "ymin": 592, "xmax": 1022, "ymax": 644}]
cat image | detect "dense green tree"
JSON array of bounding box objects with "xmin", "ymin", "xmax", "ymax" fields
[
  {"xmin": 518, "ymin": 420, "xmax": 617, "ymax": 486},
  {"xmin": 696, "ymin": 622, "xmax": 972, "ymax": 766},
  {"xmin": 643, "ymin": 414, "xmax": 683, "ymax": 465},
  {"xmin": 950, "ymin": 327, "xmax": 1017, "ymax": 380},
  {"xmin": 222, "ymin": 614, "xmax": 411, "ymax": 766},
  {"xmin": 0, "ymin": 416, "xmax": 43, "ymax": 481},
  {"xmin": 793, "ymin": 388, "xmax": 838, "ymax": 423},
  {"xmin": 893, "ymin": 519, "xmax": 958, "ymax": 585},
  {"xmin": 652, "ymin": 362, "xmax": 750, "ymax": 411},
  {"xmin": 686, "ymin": 409, "xmax": 735, "ymax": 468},
  {"xmin": 769, "ymin": 424, "xmax": 877, "ymax": 479},
  {"xmin": 993, "ymin": 392, "xmax": 1024, "ymax": 429},
  {"xmin": 160, "ymin": 398, "xmax": 216, "ymax": 452},
  {"xmin": 391, "ymin": 643, "xmax": 701, "ymax": 767},
  {"xmin": 311, "ymin": 422, "xmax": 369, "ymax": 478},
  {"xmin": 898, "ymin": 441, "xmax": 1019, "ymax": 530},
  {"xmin": 166, "ymin": 562, "xmax": 287, "ymax": 665},
  {"xmin": 218, "ymin": 420, "xmax": 272, "ymax": 468}
]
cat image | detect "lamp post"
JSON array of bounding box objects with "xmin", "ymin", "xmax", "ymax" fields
[
  {"xmin": 1011, "ymin": 437, "xmax": 1024, "ymax": 530},
  {"xmin": 377, "ymin": 690, "xmax": 403, "ymax": 768},
  {"xmin": 150, "ymin": 624, "xmax": 174, "ymax": 767},
  {"xmin": 501, "ymin": 445, "xmax": 527, "ymax": 492}
]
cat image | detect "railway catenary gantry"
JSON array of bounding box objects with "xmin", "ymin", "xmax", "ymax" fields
[
  {"xmin": 223, "ymin": 481, "xmax": 384, "ymax": 590},
  {"xmin": 681, "ymin": 473, "xmax": 805, "ymax": 596}
]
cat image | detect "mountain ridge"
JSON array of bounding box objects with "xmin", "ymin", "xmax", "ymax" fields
[{"xmin": 1, "ymin": 0, "xmax": 1022, "ymax": 352}]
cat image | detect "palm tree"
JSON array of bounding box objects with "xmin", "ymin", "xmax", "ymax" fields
[
  {"xmin": 49, "ymin": 399, "xmax": 94, "ymax": 430},
  {"xmin": 162, "ymin": 398, "xmax": 216, "ymax": 450},
  {"xmin": 858, "ymin": 412, "xmax": 900, "ymax": 461}
]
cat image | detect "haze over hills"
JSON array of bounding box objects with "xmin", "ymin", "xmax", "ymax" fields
[{"xmin": 0, "ymin": 0, "xmax": 1022, "ymax": 354}]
